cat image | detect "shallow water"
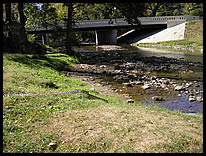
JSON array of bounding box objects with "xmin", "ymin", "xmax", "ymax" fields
[{"xmin": 74, "ymin": 45, "xmax": 203, "ymax": 113}]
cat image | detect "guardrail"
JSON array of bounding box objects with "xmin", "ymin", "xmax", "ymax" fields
[{"xmin": 26, "ymin": 16, "xmax": 202, "ymax": 32}]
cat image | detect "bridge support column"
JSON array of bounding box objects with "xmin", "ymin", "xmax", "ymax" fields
[
  {"xmin": 42, "ymin": 33, "xmax": 49, "ymax": 45},
  {"xmin": 95, "ymin": 29, "xmax": 117, "ymax": 45}
]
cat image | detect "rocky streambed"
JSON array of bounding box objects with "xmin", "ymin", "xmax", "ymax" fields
[{"xmin": 70, "ymin": 45, "xmax": 203, "ymax": 113}]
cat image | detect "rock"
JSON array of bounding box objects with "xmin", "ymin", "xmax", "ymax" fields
[
  {"xmin": 161, "ymin": 84, "xmax": 167, "ymax": 89},
  {"xmin": 195, "ymin": 91, "xmax": 200, "ymax": 95},
  {"xmin": 177, "ymin": 94, "xmax": 182, "ymax": 97},
  {"xmin": 142, "ymin": 84, "xmax": 150, "ymax": 90},
  {"xmin": 122, "ymin": 83, "xmax": 133, "ymax": 87},
  {"xmin": 100, "ymin": 65, "xmax": 107, "ymax": 68},
  {"xmin": 196, "ymin": 97, "xmax": 203, "ymax": 103},
  {"xmin": 152, "ymin": 96, "xmax": 164, "ymax": 101},
  {"xmin": 175, "ymin": 86, "xmax": 185, "ymax": 91},
  {"xmin": 150, "ymin": 76, "xmax": 157, "ymax": 80},
  {"xmin": 185, "ymin": 91, "xmax": 189, "ymax": 94},
  {"xmin": 200, "ymin": 49, "xmax": 203, "ymax": 53},
  {"xmin": 185, "ymin": 83, "xmax": 192, "ymax": 88},
  {"xmin": 91, "ymin": 88, "xmax": 95, "ymax": 91},
  {"xmin": 189, "ymin": 96, "xmax": 196, "ymax": 102},
  {"xmin": 134, "ymin": 81, "xmax": 143, "ymax": 85},
  {"xmin": 48, "ymin": 140, "xmax": 57, "ymax": 150},
  {"xmin": 127, "ymin": 99, "xmax": 134, "ymax": 103},
  {"xmin": 195, "ymin": 84, "xmax": 200, "ymax": 87}
]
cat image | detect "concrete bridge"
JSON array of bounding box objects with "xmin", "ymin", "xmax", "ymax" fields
[{"xmin": 26, "ymin": 16, "xmax": 201, "ymax": 45}]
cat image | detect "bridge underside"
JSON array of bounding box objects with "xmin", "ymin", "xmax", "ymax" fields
[
  {"xmin": 117, "ymin": 27, "xmax": 166, "ymax": 44},
  {"xmin": 26, "ymin": 23, "xmax": 167, "ymax": 45}
]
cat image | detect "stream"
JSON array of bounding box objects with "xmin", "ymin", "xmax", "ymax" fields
[{"xmin": 72, "ymin": 45, "xmax": 203, "ymax": 114}]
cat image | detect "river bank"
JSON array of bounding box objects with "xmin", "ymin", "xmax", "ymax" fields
[
  {"xmin": 131, "ymin": 20, "xmax": 203, "ymax": 53},
  {"xmin": 71, "ymin": 45, "xmax": 203, "ymax": 113},
  {"xmin": 134, "ymin": 43, "xmax": 203, "ymax": 54},
  {"xmin": 3, "ymin": 51, "xmax": 203, "ymax": 153}
]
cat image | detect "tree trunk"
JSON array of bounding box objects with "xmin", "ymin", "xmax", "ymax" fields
[
  {"xmin": 5, "ymin": 3, "xmax": 11, "ymax": 23},
  {"xmin": 17, "ymin": 3, "xmax": 28, "ymax": 43},
  {"xmin": 66, "ymin": 3, "xmax": 73, "ymax": 55}
]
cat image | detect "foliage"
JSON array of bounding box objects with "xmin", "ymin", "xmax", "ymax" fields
[
  {"xmin": 156, "ymin": 3, "xmax": 203, "ymax": 16},
  {"xmin": 112, "ymin": 3, "xmax": 145, "ymax": 25},
  {"xmin": 3, "ymin": 3, "xmax": 203, "ymax": 54},
  {"xmin": 144, "ymin": 3, "xmax": 163, "ymax": 16},
  {"xmin": 24, "ymin": 3, "xmax": 58, "ymax": 30}
]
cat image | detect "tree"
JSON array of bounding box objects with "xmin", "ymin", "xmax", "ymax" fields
[
  {"xmin": 145, "ymin": 3, "xmax": 163, "ymax": 16},
  {"xmin": 65, "ymin": 3, "xmax": 73, "ymax": 55},
  {"xmin": 5, "ymin": 3, "xmax": 11, "ymax": 23},
  {"xmin": 183, "ymin": 3, "xmax": 203, "ymax": 16},
  {"xmin": 112, "ymin": 3, "xmax": 145, "ymax": 25},
  {"xmin": 17, "ymin": 3, "xmax": 28, "ymax": 44}
]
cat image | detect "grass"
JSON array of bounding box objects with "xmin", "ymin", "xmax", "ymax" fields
[
  {"xmin": 134, "ymin": 20, "xmax": 203, "ymax": 53},
  {"xmin": 3, "ymin": 53, "xmax": 203, "ymax": 153}
]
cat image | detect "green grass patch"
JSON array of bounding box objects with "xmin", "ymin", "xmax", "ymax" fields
[
  {"xmin": 3, "ymin": 53, "xmax": 203, "ymax": 153},
  {"xmin": 3, "ymin": 53, "xmax": 108, "ymax": 152}
]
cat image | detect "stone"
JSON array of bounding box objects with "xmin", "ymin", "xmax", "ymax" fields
[
  {"xmin": 91, "ymin": 88, "xmax": 95, "ymax": 91},
  {"xmin": 185, "ymin": 91, "xmax": 189, "ymax": 94},
  {"xmin": 48, "ymin": 140, "xmax": 57, "ymax": 149},
  {"xmin": 175, "ymin": 85, "xmax": 185, "ymax": 91},
  {"xmin": 185, "ymin": 83, "xmax": 192, "ymax": 88},
  {"xmin": 200, "ymin": 49, "xmax": 203, "ymax": 53},
  {"xmin": 122, "ymin": 83, "xmax": 133, "ymax": 87},
  {"xmin": 100, "ymin": 65, "xmax": 107, "ymax": 68},
  {"xmin": 135, "ymin": 81, "xmax": 143, "ymax": 85},
  {"xmin": 150, "ymin": 76, "xmax": 157, "ymax": 80},
  {"xmin": 189, "ymin": 96, "xmax": 196, "ymax": 102},
  {"xmin": 161, "ymin": 84, "xmax": 167, "ymax": 88},
  {"xmin": 177, "ymin": 94, "xmax": 182, "ymax": 97},
  {"xmin": 195, "ymin": 84, "xmax": 200, "ymax": 87},
  {"xmin": 142, "ymin": 84, "xmax": 150, "ymax": 90},
  {"xmin": 152, "ymin": 96, "xmax": 164, "ymax": 101},
  {"xmin": 196, "ymin": 97, "xmax": 203, "ymax": 103}
]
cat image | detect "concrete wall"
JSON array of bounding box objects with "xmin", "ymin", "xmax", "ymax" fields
[
  {"xmin": 95, "ymin": 29, "xmax": 117, "ymax": 45},
  {"xmin": 167, "ymin": 20, "xmax": 186, "ymax": 28}
]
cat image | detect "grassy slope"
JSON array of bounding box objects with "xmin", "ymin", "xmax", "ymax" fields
[
  {"xmin": 3, "ymin": 53, "xmax": 203, "ymax": 153},
  {"xmin": 135, "ymin": 20, "xmax": 203, "ymax": 52}
]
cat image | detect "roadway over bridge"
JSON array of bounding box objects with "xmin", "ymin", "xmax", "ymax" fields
[{"xmin": 26, "ymin": 16, "xmax": 201, "ymax": 45}]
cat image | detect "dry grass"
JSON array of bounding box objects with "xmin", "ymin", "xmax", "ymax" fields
[
  {"xmin": 41, "ymin": 104, "xmax": 203, "ymax": 153},
  {"xmin": 184, "ymin": 20, "xmax": 203, "ymax": 41}
]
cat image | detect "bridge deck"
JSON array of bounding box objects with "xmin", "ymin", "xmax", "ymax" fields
[{"xmin": 26, "ymin": 16, "xmax": 201, "ymax": 33}]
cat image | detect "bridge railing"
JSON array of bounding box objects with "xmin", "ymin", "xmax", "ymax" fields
[
  {"xmin": 73, "ymin": 16, "xmax": 188, "ymax": 28},
  {"xmin": 26, "ymin": 16, "xmax": 202, "ymax": 32},
  {"xmin": 138, "ymin": 16, "xmax": 186, "ymax": 22}
]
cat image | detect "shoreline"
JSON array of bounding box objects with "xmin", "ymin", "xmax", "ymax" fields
[{"xmin": 135, "ymin": 43, "xmax": 203, "ymax": 53}]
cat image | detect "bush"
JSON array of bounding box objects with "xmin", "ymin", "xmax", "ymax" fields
[{"xmin": 190, "ymin": 8, "xmax": 203, "ymax": 16}]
